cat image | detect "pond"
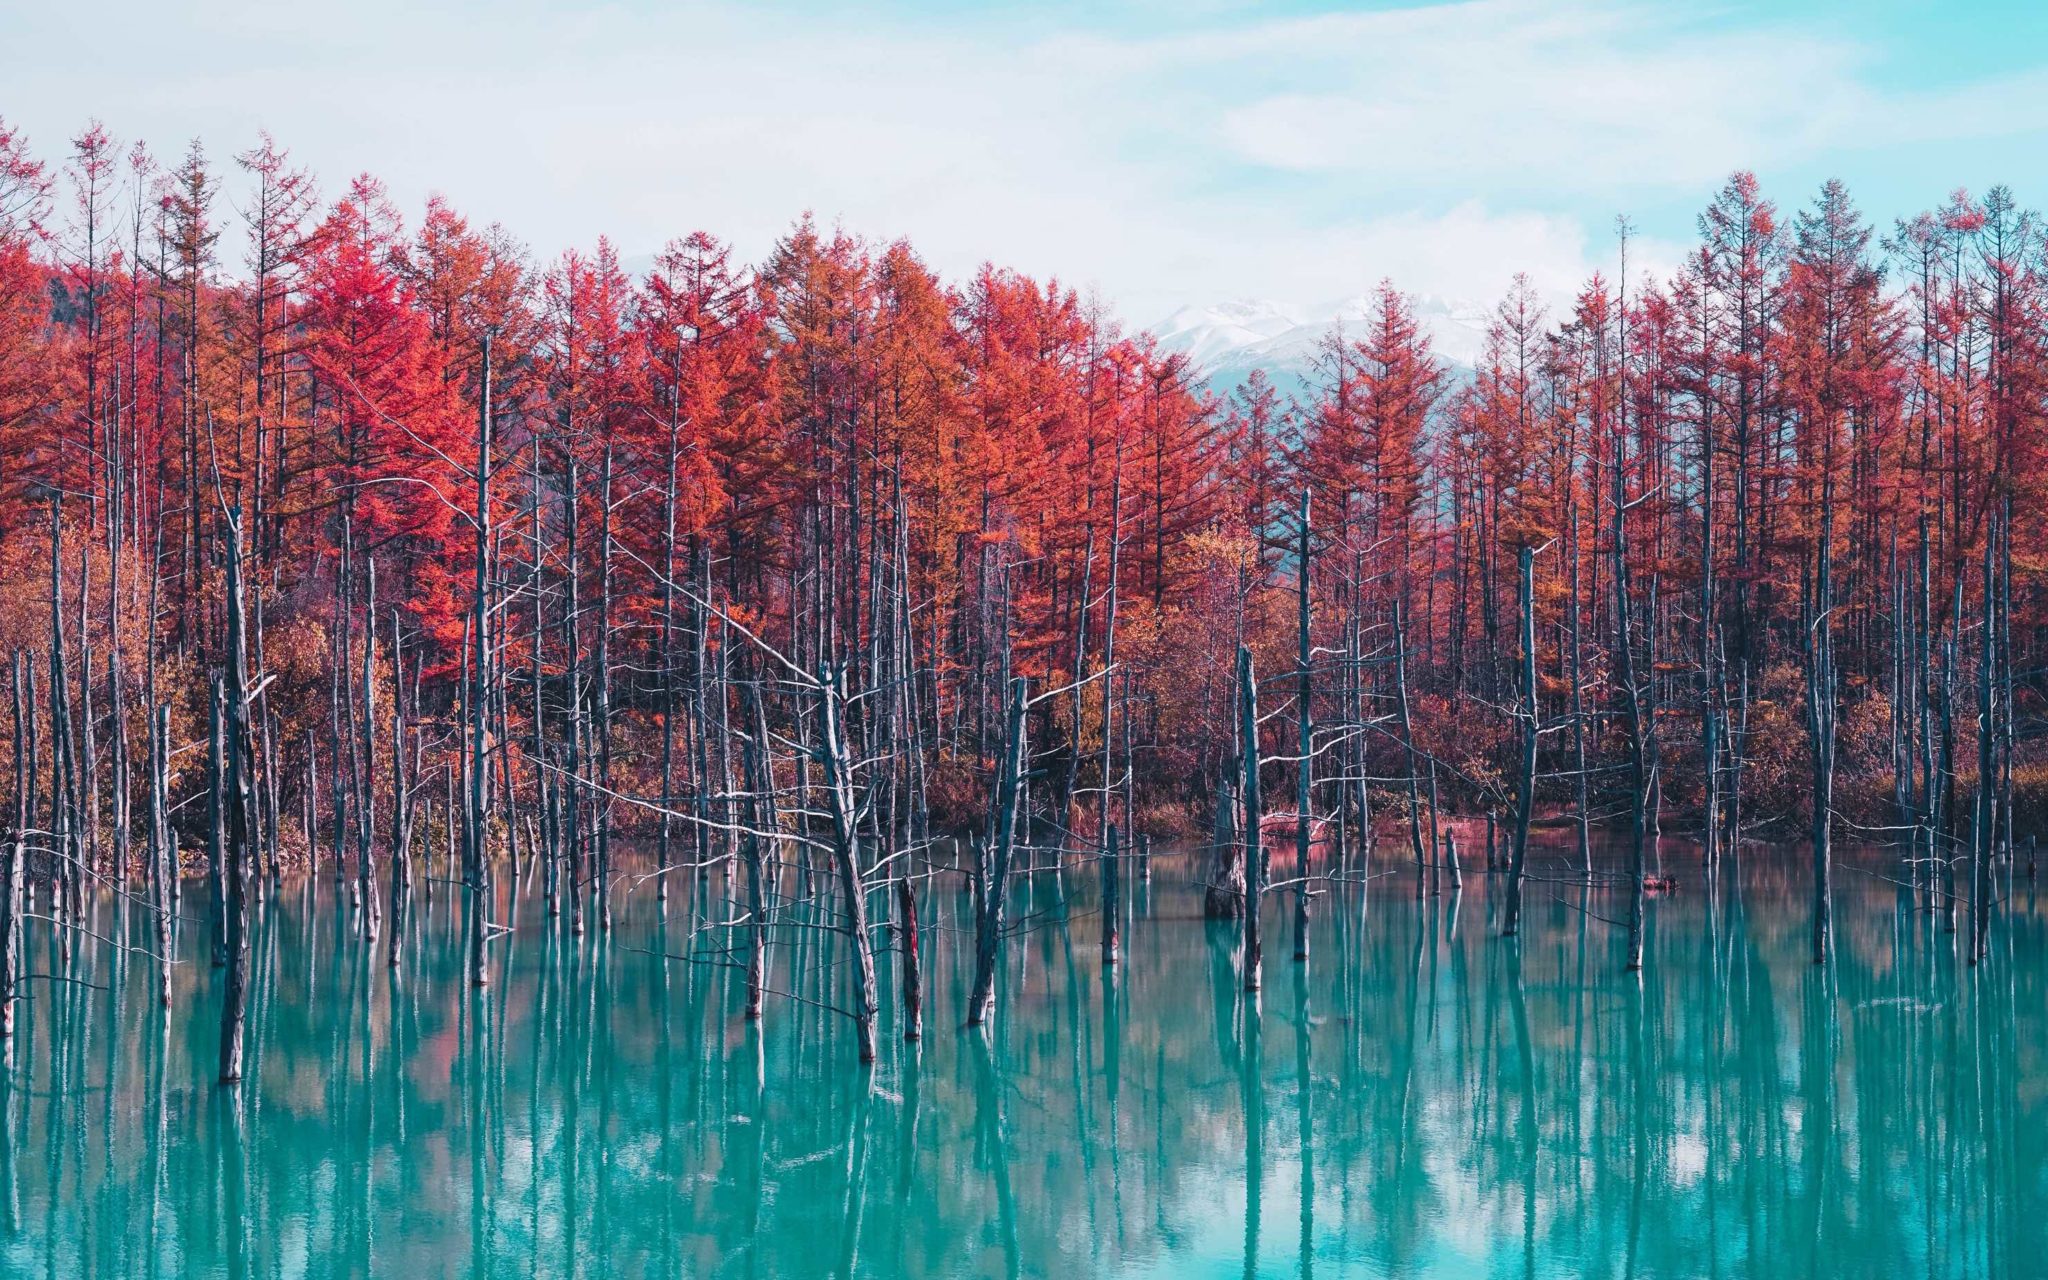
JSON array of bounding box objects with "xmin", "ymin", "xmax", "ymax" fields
[{"xmin": 2, "ymin": 838, "xmax": 2043, "ymax": 1277}]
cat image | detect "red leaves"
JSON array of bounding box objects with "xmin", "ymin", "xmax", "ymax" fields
[{"xmin": 301, "ymin": 175, "xmax": 467, "ymax": 644}]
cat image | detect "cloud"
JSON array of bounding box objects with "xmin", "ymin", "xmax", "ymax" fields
[
  {"xmin": 1196, "ymin": 0, "xmax": 1871, "ymax": 189},
  {"xmin": 0, "ymin": 0, "xmax": 2038, "ymax": 329}
]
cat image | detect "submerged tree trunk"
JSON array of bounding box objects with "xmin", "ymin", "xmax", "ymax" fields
[
  {"xmin": 1970, "ymin": 518, "xmax": 1995, "ymax": 964},
  {"xmin": 1203, "ymin": 761, "xmax": 1243, "ymax": 919},
  {"xmin": 739, "ymin": 681, "xmax": 773, "ymax": 1022},
  {"xmin": 968, "ymin": 676, "xmax": 1028, "ymax": 1029},
  {"xmin": 46, "ymin": 493, "xmax": 84, "ymax": 963},
  {"xmin": 218, "ymin": 509, "xmax": 255, "ymax": 1085},
  {"xmin": 387, "ymin": 612, "xmax": 416, "ymax": 970},
  {"xmin": 1293, "ymin": 491, "xmax": 1312, "ymax": 965},
  {"xmin": 1101, "ymin": 824, "xmax": 1121, "ymax": 968},
  {"xmin": 150, "ymin": 704, "xmax": 172, "ymax": 1008},
  {"xmin": 818, "ymin": 664, "xmax": 880, "ymax": 1062},
  {"xmin": 2, "ymin": 654, "xmax": 24, "ymax": 1038},
  {"xmin": 465, "ymin": 334, "xmax": 494, "ymax": 989},
  {"xmin": 1808, "ymin": 488, "xmax": 1840, "ymax": 968},
  {"xmin": 1239, "ymin": 646, "xmax": 1264, "ymax": 993},
  {"xmin": 1612, "ymin": 426, "xmax": 1649, "ymax": 973},
  {"xmin": 206, "ymin": 674, "xmax": 226, "ymax": 968},
  {"xmin": 897, "ymin": 872, "xmax": 922, "ymax": 1041}
]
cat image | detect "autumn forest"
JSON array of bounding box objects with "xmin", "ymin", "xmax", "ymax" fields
[{"xmin": 0, "ymin": 109, "xmax": 2041, "ymax": 1080}]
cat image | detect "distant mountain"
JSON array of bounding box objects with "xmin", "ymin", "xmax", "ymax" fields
[
  {"xmin": 1151, "ymin": 299, "xmax": 1311, "ymax": 367},
  {"xmin": 1153, "ymin": 294, "xmax": 1489, "ymax": 405}
]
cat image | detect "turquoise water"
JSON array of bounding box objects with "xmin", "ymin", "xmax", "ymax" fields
[{"xmin": 2, "ymin": 841, "xmax": 2043, "ymax": 1278}]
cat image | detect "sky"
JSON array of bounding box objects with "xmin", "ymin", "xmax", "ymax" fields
[{"xmin": 5, "ymin": 0, "xmax": 2048, "ymax": 330}]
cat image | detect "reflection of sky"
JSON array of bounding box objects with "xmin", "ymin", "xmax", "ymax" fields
[
  {"xmin": 6, "ymin": 837, "xmax": 2038, "ymax": 1276},
  {"xmin": 5, "ymin": 1, "xmax": 2044, "ymax": 328}
]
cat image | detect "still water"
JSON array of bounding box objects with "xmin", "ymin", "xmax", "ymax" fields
[{"xmin": 1, "ymin": 840, "xmax": 2043, "ymax": 1278}]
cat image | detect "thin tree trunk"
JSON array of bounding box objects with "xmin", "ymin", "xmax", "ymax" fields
[
  {"xmin": 1293, "ymin": 492, "xmax": 1312, "ymax": 964},
  {"xmin": 968, "ymin": 676, "xmax": 1027, "ymax": 1028},
  {"xmin": 218, "ymin": 509, "xmax": 255, "ymax": 1084},
  {"xmin": 1240, "ymin": 646, "xmax": 1264, "ymax": 993},
  {"xmin": 1505, "ymin": 546, "xmax": 1538, "ymax": 937},
  {"xmin": 466, "ymin": 334, "xmax": 494, "ymax": 988},
  {"xmin": 1101, "ymin": 824, "xmax": 1121, "ymax": 967},
  {"xmin": 2, "ymin": 654, "xmax": 25, "ymax": 1037},
  {"xmin": 818, "ymin": 664, "xmax": 880, "ymax": 1062}
]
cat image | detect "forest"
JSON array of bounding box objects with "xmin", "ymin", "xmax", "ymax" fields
[{"xmin": 0, "ymin": 115, "xmax": 2040, "ymax": 1074}]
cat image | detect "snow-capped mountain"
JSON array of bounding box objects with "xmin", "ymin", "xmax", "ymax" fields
[
  {"xmin": 1154, "ymin": 294, "xmax": 1491, "ymax": 403},
  {"xmin": 1151, "ymin": 299, "xmax": 1311, "ymax": 368}
]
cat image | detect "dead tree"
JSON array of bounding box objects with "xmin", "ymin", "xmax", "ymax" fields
[
  {"xmin": 149, "ymin": 704, "xmax": 172, "ymax": 1007},
  {"xmin": 1807, "ymin": 466, "xmax": 1841, "ymax": 967},
  {"xmin": 897, "ymin": 870, "xmax": 923, "ymax": 1039},
  {"xmin": 47, "ymin": 492, "xmax": 84, "ymax": 958},
  {"xmin": 817, "ymin": 663, "xmax": 880, "ymax": 1062},
  {"xmin": 387, "ymin": 611, "xmax": 418, "ymax": 970},
  {"xmin": 206, "ymin": 675, "xmax": 226, "ymax": 968},
  {"xmin": 2, "ymin": 654, "xmax": 24, "ymax": 1038},
  {"xmin": 968, "ymin": 676, "xmax": 1028, "ymax": 1029},
  {"xmin": 1202, "ymin": 759, "xmax": 1243, "ymax": 919},
  {"xmin": 464, "ymin": 333, "xmax": 494, "ymax": 989},
  {"xmin": 1970, "ymin": 518, "xmax": 1996, "ymax": 963},
  {"xmin": 1504, "ymin": 545, "xmax": 1537, "ymax": 937},
  {"xmin": 1393, "ymin": 595, "xmax": 1427, "ymax": 897},
  {"xmin": 218, "ymin": 508, "xmax": 255, "ymax": 1084},
  {"xmin": 738, "ymin": 680, "xmax": 773, "ymax": 1021},
  {"xmin": 1612, "ymin": 418, "xmax": 1651, "ymax": 972},
  {"xmin": 1239, "ymin": 646, "xmax": 1264, "ymax": 993},
  {"xmin": 1101, "ymin": 824, "xmax": 1120, "ymax": 968},
  {"xmin": 356, "ymin": 559, "xmax": 381, "ymax": 944},
  {"xmin": 1293, "ymin": 491, "xmax": 1312, "ymax": 964}
]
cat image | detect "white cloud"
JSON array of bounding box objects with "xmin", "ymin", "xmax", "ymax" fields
[
  {"xmin": 0, "ymin": 0, "xmax": 2037, "ymax": 330},
  {"xmin": 1198, "ymin": 1, "xmax": 1871, "ymax": 188}
]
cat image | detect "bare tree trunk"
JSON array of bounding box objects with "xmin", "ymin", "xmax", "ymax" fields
[
  {"xmin": 1061, "ymin": 525, "xmax": 1093, "ymax": 849},
  {"xmin": 1203, "ymin": 759, "xmax": 1243, "ymax": 919},
  {"xmin": 1699, "ymin": 389, "xmax": 1722, "ymax": 874},
  {"xmin": 466, "ymin": 334, "xmax": 494, "ymax": 988},
  {"xmin": 2, "ymin": 654, "xmax": 25, "ymax": 1037},
  {"xmin": 1808, "ymin": 477, "xmax": 1840, "ymax": 967},
  {"xmin": 739, "ymin": 680, "xmax": 773, "ymax": 1021},
  {"xmin": 357, "ymin": 560, "xmax": 380, "ymax": 945},
  {"xmin": 1505, "ymin": 545, "xmax": 1537, "ymax": 937},
  {"xmin": 108, "ymin": 650, "xmax": 130, "ymax": 888},
  {"xmin": 1101, "ymin": 824, "xmax": 1121, "ymax": 967},
  {"xmin": 387, "ymin": 612, "xmax": 415, "ymax": 970},
  {"xmin": 1613, "ymin": 431, "xmax": 1649, "ymax": 973},
  {"xmin": 1099, "ymin": 460, "xmax": 1123, "ymax": 837},
  {"xmin": 968, "ymin": 676, "xmax": 1027, "ymax": 1028},
  {"xmin": 1293, "ymin": 492, "xmax": 1312, "ymax": 964},
  {"xmin": 1568, "ymin": 504, "xmax": 1591, "ymax": 879},
  {"xmin": 150, "ymin": 704, "xmax": 172, "ymax": 1007},
  {"xmin": 818, "ymin": 664, "xmax": 880, "ymax": 1062},
  {"xmin": 207, "ymin": 675, "xmax": 226, "ymax": 968},
  {"xmin": 658, "ymin": 403, "xmax": 680, "ymax": 902},
  {"xmin": 218, "ymin": 509, "xmax": 255, "ymax": 1084},
  {"xmin": 595, "ymin": 444, "xmax": 615, "ymax": 932},
  {"xmin": 897, "ymin": 872, "xmax": 922, "ymax": 1039},
  {"xmin": 1970, "ymin": 516, "xmax": 1995, "ymax": 963},
  {"xmin": 1240, "ymin": 646, "xmax": 1264, "ymax": 993},
  {"xmin": 1393, "ymin": 596, "xmax": 1426, "ymax": 898},
  {"xmin": 530, "ymin": 436, "xmax": 555, "ymax": 915},
  {"xmin": 47, "ymin": 494, "xmax": 84, "ymax": 964}
]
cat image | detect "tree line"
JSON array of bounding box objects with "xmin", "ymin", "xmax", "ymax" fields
[{"xmin": 0, "ymin": 117, "xmax": 2039, "ymax": 1069}]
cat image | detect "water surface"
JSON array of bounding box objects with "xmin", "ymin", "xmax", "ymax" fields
[{"xmin": 3, "ymin": 839, "xmax": 2043, "ymax": 1278}]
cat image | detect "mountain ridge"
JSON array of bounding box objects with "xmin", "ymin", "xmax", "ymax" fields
[{"xmin": 1154, "ymin": 294, "xmax": 1489, "ymax": 403}]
